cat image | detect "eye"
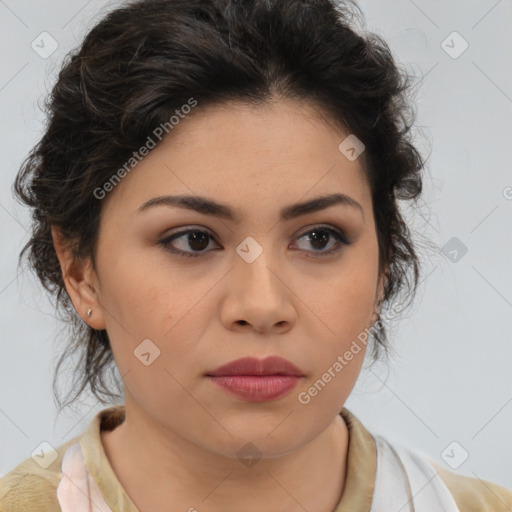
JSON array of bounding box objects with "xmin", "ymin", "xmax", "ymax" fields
[
  {"xmin": 159, "ymin": 228, "xmax": 220, "ymax": 258},
  {"xmin": 159, "ymin": 225, "xmax": 351, "ymax": 259},
  {"xmin": 291, "ymin": 225, "xmax": 351, "ymax": 257}
]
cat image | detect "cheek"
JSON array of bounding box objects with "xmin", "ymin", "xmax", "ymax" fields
[
  {"xmin": 302, "ymin": 244, "xmax": 379, "ymax": 405},
  {"xmin": 97, "ymin": 250, "xmax": 212, "ymax": 375},
  {"xmin": 299, "ymin": 269, "xmax": 376, "ymax": 412},
  {"xmin": 313, "ymin": 247, "xmax": 379, "ymax": 342},
  {"xmin": 329, "ymin": 270, "xmax": 377, "ymax": 336},
  {"xmin": 96, "ymin": 240, "xmax": 178, "ymax": 331}
]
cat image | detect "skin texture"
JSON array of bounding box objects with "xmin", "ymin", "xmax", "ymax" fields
[{"xmin": 52, "ymin": 99, "xmax": 385, "ymax": 512}]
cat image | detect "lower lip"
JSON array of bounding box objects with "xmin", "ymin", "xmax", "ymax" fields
[{"xmin": 207, "ymin": 375, "xmax": 302, "ymax": 402}]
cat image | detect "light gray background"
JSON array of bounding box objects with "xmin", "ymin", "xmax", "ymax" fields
[{"xmin": 1, "ymin": 0, "xmax": 511, "ymax": 491}]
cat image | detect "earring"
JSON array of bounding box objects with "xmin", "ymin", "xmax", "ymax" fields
[{"xmin": 86, "ymin": 308, "xmax": 92, "ymax": 318}]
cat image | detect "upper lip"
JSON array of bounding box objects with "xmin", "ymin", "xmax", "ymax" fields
[{"xmin": 206, "ymin": 356, "xmax": 304, "ymax": 377}]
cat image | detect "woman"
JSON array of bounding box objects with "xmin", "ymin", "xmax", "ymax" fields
[{"xmin": 1, "ymin": 0, "xmax": 511, "ymax": 510}]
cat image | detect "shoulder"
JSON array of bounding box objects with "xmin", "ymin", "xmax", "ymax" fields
[
  {"xmin": 0, "ymin": 405, "xmax": 125, "ymax": 511},
  {"xmin": 429, "ymin": 459, "xmax": 512, "ymax": 512},
  {"xmin": 0, "ymin": 436, "xmax": 80, "ymax": 512}
]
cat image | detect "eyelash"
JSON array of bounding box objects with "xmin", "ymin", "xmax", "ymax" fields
[{"xmin": 158, "ymin": 225, "xmax": 352, "ymax": 259}]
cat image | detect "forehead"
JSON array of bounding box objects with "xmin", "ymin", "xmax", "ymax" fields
[{"xmin": 101, "ymin": 99, "xmax": 371, "ymax": 219}]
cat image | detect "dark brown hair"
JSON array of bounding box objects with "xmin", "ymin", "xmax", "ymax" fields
[{"xmin": 13, "ymin": 0, "xmax": 426, "ymax": 411}]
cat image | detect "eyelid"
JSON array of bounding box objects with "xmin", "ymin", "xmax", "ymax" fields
[
  {"xmin": 159, "ymin": 223, "xmax": 352, "ymax": 258},
  {"xmin": 159, "ymin": 225, "xmax": 217, "ymax": 242},
  {"xmin": 294, "ymin": 223, "xmax": 351, "ymax": 244},
  {"xmin": 290, "ymin": 225, "xmax": 352, "ymax": 258}
]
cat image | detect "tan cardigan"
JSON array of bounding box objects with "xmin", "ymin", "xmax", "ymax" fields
[{"xmin": 1, "ymin": 405, "xmax": 511, "ymax": 511}]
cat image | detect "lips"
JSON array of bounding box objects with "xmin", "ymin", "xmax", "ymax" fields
[
  {"xmin": 205, "ymin": 356, "xmax": 305, "ymax": 402},
  {"xmin": 206, "ymin": 356, "xmax": 304, "ymax": 377}
]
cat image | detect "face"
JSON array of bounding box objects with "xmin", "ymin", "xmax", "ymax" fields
[{"xmin": 58, "ymin": 99, "xmax": 384, "ymax": 460}]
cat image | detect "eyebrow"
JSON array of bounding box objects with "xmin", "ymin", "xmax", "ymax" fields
[{"xmin": 138, "ymin": 192, "xmax": 364, "ymax": 222}]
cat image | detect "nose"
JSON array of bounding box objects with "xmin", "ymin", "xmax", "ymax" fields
[{"xmin": 220, "ymin": 246, "xmax": 296, "ymax": 336}]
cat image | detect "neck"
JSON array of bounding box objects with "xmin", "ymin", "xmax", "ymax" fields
[{"xmin": 101, "ymin": 402, "xmax": 349, "ymax": 512}]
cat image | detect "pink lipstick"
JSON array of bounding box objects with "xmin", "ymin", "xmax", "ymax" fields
[{"xmin": 206, "ymin": 356, "xmax": 304, "ymax": 402}]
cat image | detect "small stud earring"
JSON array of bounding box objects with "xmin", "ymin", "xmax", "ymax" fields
[{"xmin": 86, "ymin": 308, "xmax": 92, "ymax": 318}]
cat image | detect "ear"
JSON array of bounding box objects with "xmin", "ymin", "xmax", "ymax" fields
[
  {"xmin": 370, "ymin": 265, "xmax": 387, "ymax": 326},
  {"xmin": 51, "ymin": 225, "xmax": 106, "ymax": 330}
]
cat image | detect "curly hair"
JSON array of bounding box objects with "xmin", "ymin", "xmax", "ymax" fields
[{"xmin": 13, "ymin": 0, "xmax": 425, "ymax": 411}]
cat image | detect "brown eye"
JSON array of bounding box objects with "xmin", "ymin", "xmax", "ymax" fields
[
  {"xmin": 292, "ymin": 226, "xmax": 351, "ymax": 257},
  {"xmin": 159, "ymin": 229, "xmax": 219, "ymax": 258}
]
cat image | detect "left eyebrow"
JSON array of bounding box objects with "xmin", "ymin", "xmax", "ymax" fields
[{"xmin": 137, "ymin": 192, "xmax": 365, "ymax": 223}]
